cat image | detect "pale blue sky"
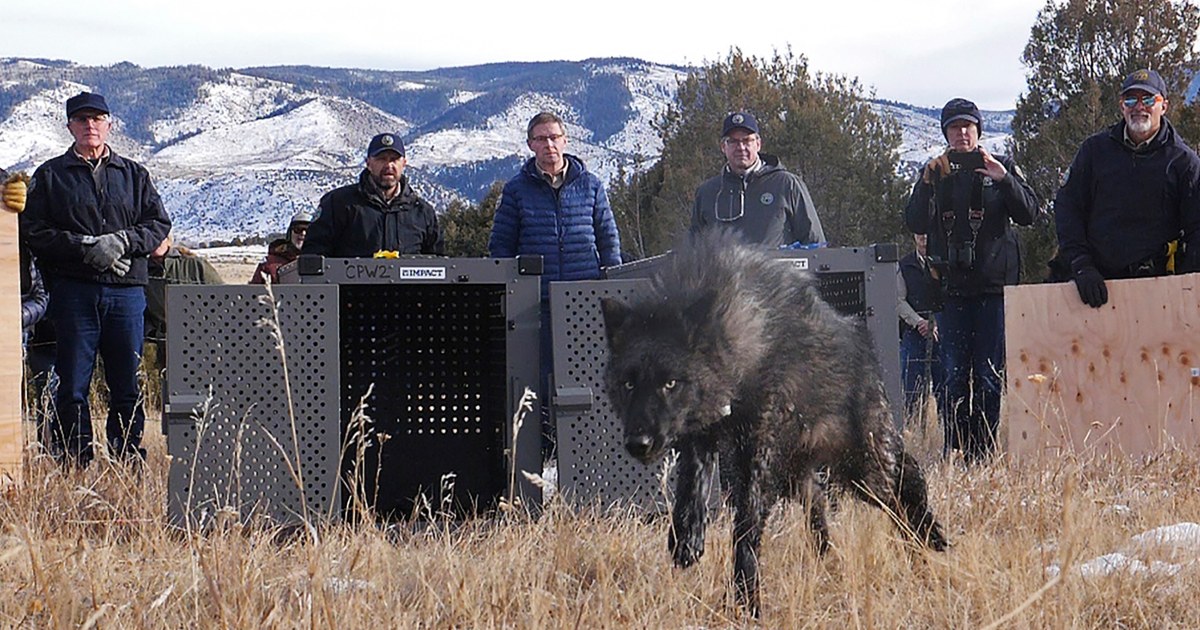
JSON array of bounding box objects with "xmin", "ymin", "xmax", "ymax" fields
[{"xmin": 3, "ymin": 0, "xmax": 1050, "ymax": 110}]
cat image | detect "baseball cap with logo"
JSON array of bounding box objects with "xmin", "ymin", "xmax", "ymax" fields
[
  {"xmin": 1120, "ymin": 69, "xmax": 1167, "ymax": 96},
  {"xmin": 366, "ymin": 133, "xmax": 405, "ymax": 159},
  {"xmin": 721, "ymin": 112, "xmax": 760, "ymax": 137}
]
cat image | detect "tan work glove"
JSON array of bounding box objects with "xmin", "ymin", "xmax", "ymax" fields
[
  {"xmin": 921, "ymin": 151, "xmax": 951, "ymax": 185},
  {"xmin": 2, "ymin": 172, "xmax": 29, "ymax": 213}
]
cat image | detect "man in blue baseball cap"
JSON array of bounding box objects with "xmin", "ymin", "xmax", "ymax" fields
[
  {"xmin": 21, "ymin": 90, "xmax": 172, "ymax": 468},
  {"xmin": 302, "ymin": 132, "xmax": 443, "ymax": 257},
  {"xmin": 1055, "ymin": 68, "xmax": 1200, "ymax": 309},
  {"xmin": 690, "ymin": 111, "xmax": 825, "ymax": 247}
]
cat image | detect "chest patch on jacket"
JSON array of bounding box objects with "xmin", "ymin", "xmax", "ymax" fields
[{"xmin": 760, "ymin": 192, "xmax": 775, "ymax": 205}]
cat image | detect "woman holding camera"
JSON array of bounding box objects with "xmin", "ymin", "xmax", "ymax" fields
[{"xmin": 904, "ymin": 97, "xmax": 1040, "ymax": 464}]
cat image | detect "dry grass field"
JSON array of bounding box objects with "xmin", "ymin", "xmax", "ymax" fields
[
  {"xmin": 7, "ymin": 403, "xmax": 1199, "ymax": 628},
  {"xmin": 9, "ymin": 259, "xmax": 1197, "ymax": 627}
]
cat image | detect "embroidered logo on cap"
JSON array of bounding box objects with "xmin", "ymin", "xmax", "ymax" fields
[
  {"xmin": 732, "ymin": 114, "xmax": 744, "ymax": 124},
  {"xmin": 381, "ymin": 135, "xmax": 394, "ymax": 146}
]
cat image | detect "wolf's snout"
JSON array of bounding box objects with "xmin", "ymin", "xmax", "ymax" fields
[{"xmin": 625, "ymin": 435, "xmax": 655, "ymax": 459}]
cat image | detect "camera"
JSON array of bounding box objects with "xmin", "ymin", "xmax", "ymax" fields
[
  {"xmin": 946, "ymin": 241, "xmax": 975, "ymax": 270},
  {"xmin": 948, "ymin": 150, "xmax": 985, "ymax": 172}
]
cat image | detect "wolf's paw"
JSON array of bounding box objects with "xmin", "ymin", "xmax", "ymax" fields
[{"xmin": 669, "ymin": 530, "xmax": 705, "ymax": 568}]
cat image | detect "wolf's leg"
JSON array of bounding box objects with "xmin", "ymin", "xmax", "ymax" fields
[
  {"xmin": 894, "ymin": 451, "xmax": 949, "ymax": 550},
  {"xmin": 803, "ymin": 472, "xmax": 831, "ymax": 554},
  {"xmin": 669, "ymin": 440, "xmax": 717, "ymax": 568},
  {"xmin": 727, "ymin": 434, "xmax": 769, "ymax": 617}
]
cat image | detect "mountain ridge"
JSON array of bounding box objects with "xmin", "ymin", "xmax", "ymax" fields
[{"xmin": 0, "ymin": 57, "xmax": 1011, "ymax": 244}]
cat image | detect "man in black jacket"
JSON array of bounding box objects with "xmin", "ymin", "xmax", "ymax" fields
[
  {"xmin": 905, "ymin": 98, "xmax": 1039, "ymax": 463},
  {"xmin": 22, "ymin": 91, "xmax": 172, "ymax": 467},
  {"xmin": 1054, "ymin": 69, "xmax": 1200, "ymax": 308},
  {"xmin": 303, "ymin": 133, "xmax": 443, "ymax": 257}
]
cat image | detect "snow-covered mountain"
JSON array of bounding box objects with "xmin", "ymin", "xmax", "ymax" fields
[{"xmin": 0, "ymin": 57, "xmax": 1011, "ymax": 244}]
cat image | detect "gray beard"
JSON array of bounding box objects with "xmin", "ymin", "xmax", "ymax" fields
[{"xmin": 1127, "ymin": 117, "xmax": 1153, "ymax": 136}]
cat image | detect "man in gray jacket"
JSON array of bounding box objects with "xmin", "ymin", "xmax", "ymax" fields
[{"xmin": 691, "ymin": 111, "xmax": 825, "ymax": 246}]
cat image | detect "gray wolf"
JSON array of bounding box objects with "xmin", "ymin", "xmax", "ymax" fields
[{"xmin": 601, "ymin": 228, "xmax": 947, "ymax": 616}]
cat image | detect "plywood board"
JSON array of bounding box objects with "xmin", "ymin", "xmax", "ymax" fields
[
  {"xmin": 0, "ymin": 211, "xmax": 23, "ymax": 482},
  {"xmin": 1004, "ymin": 275, "xmax": 1200, "ymax": 460}
]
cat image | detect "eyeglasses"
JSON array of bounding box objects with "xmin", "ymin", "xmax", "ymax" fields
[
  {"xmin": 69, "ymin": 113, "xmax": 110, "ymax": 125},
  {"xmin": 722, "ymin": 136, "xmax": 759, "ymax": 148},
  {"xmin": 529, "ymin": 133, "xmax": 565, "ymax": 144},
  {"xmin": 1121, "ymin": 94, "xmax": 1162, "ymax": 108}
]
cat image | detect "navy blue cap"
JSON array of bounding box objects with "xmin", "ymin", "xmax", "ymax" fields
[
  {"xmin": 1121, "ymin": 69, "xmax": 1167, "ymax": 96},
  {"xmin": 366, "ymin": 133, "xmax": 404, "ymax": 159},
  {"xmin": 722, "ymin": 112, "xmax": 759, "ymax": 137},
  {"xmin": 940, "ymin": 98, "xmax": 982, "ymax": 136},
  {"xmin": 66, "ymin": 92, "xmax": 110, "ymax": 117}
]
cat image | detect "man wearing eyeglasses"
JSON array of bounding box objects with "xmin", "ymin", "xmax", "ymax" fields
[
  {"xmin": 691, "ymin": 112, "xmax": 825, "ymax": 247},
  {"xmin": 1054, "ymin": 68, "xmax": 1200, "ymax": 309},
  {"xmin": 489, "ymin": 111, "xmax": 622, "ymax": 454},
  {"xmin": 21, "ymin": 91, "xmax": 172, "ymax": 468},
  {"xmin": 904, "ymin": 97, "xmax": 1039, "ymax": 464}
]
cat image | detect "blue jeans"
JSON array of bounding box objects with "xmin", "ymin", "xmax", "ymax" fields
[
  {"xmin": 48, "ymin": 279, "xmax": 147, "ymax": 464},
  {"xmin": 939, "ymin": 294, "xmax": 1004, "ymax": 463},
  {"xmin": 900, "ymin": 321, "xmax": 943, "ymax": 423}
]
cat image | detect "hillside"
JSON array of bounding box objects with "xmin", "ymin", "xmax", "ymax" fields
[{"xmin": 0, "ymin": 58, "xmax": 1012, "ymax": 244}]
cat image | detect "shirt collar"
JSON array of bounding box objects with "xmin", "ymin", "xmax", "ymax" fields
[
  {"xmin": 72, "ymin": 145, "xmax": 111, "ymax": 170},
  {"xmin": 538, "ymin": 160, "xmax": 569, "ymax": 189},
  {"xmin": 1122, "ymin": 124, "xmax": 1160, "ymax": 150}
]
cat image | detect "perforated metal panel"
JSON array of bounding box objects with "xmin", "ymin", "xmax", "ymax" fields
[
  {"xmin": 550, "ymin": 279, "xmax": 668, "ymax": 510},
  {"xmin": 165, "ymin": 285, "xmax": 340, "ymax": 528}
]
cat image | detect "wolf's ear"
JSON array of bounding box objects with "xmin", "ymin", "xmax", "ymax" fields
[{"xmin": 600, "ymin": 297, "xmax": 630, "ymax": 335}]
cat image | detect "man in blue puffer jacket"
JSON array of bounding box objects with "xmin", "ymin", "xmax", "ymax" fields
[{"xmin": 489, "ymin": 111, "xmax": 622, "ymax": 454}]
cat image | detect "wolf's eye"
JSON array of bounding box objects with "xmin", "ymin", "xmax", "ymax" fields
[
  {"xmin": 623, "ymin": 381, "xmax": 635, "ymax": 391},
  {"xmin": 663, "ymin": 380, "xmax": 677, "ymax": 390}
]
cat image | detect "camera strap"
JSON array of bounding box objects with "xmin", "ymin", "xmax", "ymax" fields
[
  {"xmin": 935, "ymin": 174, "xmax": 985, "ymax": 245},
  {"xmin": 967, "ymin": 178, "xmax": 984, "ymax": 244}
]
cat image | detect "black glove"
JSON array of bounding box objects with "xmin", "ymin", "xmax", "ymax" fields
[
  {"xmin": 82, "ymin": 231, "xmax": 130, "ymax": 271},
  {"xmin": 1073, "ymin": 265, "xmax": 1108, "ymax": 308}
]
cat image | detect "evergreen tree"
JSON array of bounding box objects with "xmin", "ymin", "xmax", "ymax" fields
[
  {"xmin": 441, "ymin": 181, "xmax": 504, "ymax": 257},
  {"xmin": 608, "ymin": 49, "xmax": 910, "ymax": 257},
  {"xmin": 1012, "ymin": 0, "xmax": 1200, "ymax": 280}
]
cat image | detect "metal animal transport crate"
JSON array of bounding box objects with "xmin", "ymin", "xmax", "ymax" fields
[
  {"xmin": 165, "ymin": 256, "xmax": 543, "ymax": 528},
  {"xmin": 550, "ymin": 244, "xmax": 901, "ymax": 511}
]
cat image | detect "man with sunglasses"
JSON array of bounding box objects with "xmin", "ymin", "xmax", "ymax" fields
[
  {"xmin": 251, "ymin": 210, "xmax": 312, "ymax": 284},
  {"xmin": 691, "ymin": 112, "xmax": 825, "ymax": 247},
  {"xmin": 904, "ymin": 97, "xmax": 1039, "ymax": 464},
  {"xmin": 21, "ymin": 91, "xmax": 172, "ymax": 467},
  {"xmin": 1054, "ymin": 68, "xmax": 1200, "ymax": 308}
]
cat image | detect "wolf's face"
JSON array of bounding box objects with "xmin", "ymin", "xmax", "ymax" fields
[{"xmin": 601, "ymin": 296, "xmax": 724, "ymax": 463}]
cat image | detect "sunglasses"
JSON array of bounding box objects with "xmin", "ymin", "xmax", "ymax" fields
[{"xmin": 1121, "ymin": 94, "xmax": 1162, "ymax": 108}]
